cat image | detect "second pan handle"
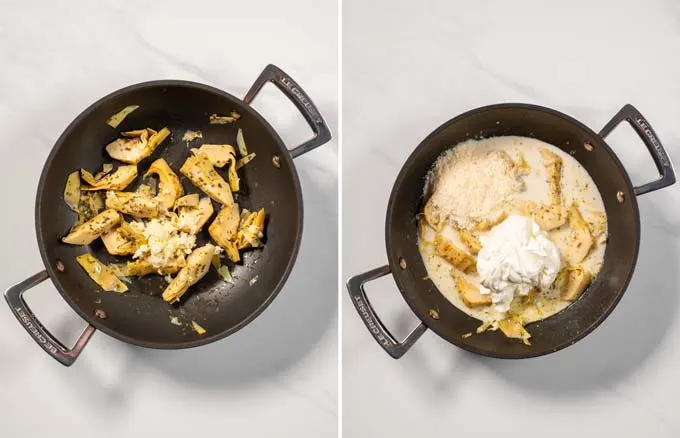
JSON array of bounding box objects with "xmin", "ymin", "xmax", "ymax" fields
[
  {"xmin": 244, "ymin": 64, "xmax": 332, "ymax": 158},
  {"xmin": 599, "ymin": 104, "xmax": 676, "ymax": 195},
  {"xmin": 347, "ymin": 265, "xmax": 427, "ymax": 359},
  {"xmin": 5, "ymin": 271, "xmax": 95, "ymax": 366}
]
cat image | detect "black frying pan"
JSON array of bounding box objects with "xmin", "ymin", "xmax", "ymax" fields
[
  {"xmin": 348, "ymin": 104, "xmax": 675, "ymax": 359},
  {"xmin": 5, "ymin": 64, "xmax": 331, "ymax": 366}
]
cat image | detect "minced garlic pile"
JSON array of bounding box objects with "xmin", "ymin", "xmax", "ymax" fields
[{"xmin": 131, "ymin": 217, "xmax": 196, "ymax": 269}]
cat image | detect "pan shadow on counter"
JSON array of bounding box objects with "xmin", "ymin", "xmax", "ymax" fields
[
  {"xmin": 129, "ymin": 165, "xmax": 338, "ymax": 387},
  {"xmin": 479, "ymin": 202, "xmax": 679, "ymax": 395},
  {"xmin": 396, "ymin": 202, "xmax": 678, "ymax": 399}
]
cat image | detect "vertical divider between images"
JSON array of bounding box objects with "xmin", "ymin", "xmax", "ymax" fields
[{"xmin": 337, "ymin": 0, "xmax": 344, "ymax": 436}]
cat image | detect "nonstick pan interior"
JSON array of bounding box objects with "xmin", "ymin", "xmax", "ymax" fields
[
  {"xmin": 36, "ymin": 81, "xmax": 303, "ymax": 348},
  {"xmin": 385, "ymin": 104, "xmax": 641, "ymax": 358}
]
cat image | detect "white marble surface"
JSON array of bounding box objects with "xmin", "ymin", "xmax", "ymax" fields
[
  {"xmin": 0, "ymin": 1, "xmax": 337, "ymax": 437},
  {"xmin": 343, "ymin": 1, "xmax": 680, "ymax": 437}
]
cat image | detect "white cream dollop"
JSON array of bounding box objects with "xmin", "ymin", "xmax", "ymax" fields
[{"xmin": 477, "ymin": 215, "xmax": 561, "ymax": 313}]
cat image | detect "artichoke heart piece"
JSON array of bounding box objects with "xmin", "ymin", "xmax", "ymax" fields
[
  {"xmin": 209, "ymin": 112, "xmax": 241, "ymax": 124},
  {"xmin": 76, "ymin": 253, "xmax": 128, "ymax": 293},
  {"xmin": 64, "ymin": 171, "xmax": 81, "ymax": 212},
  {"xmin": 105, "ymin": 105, "xmax": 139, "ymax": 128},
  {"xmin": 147, "ymin": 127, "xmax": 171, "ymax": 152},
  {"xmin": 81, "ymin": 163, "xmax": 114, "ymax": 186},
  {"xmin": 452, "ymin": 271, "xmax": 491, "ymax": 306},
  {"xmin": 566, "ymin": 205, "xmax": 594, "ymax": 265},
  {"xmin": 80, "ymin": 169, "xmax": 99, "ymax": 187},
  {"xmin": 94, "ymin": 163, "xmax": 114, "ymax": 181},
  {"xmin": 423, "ymin": 199, "xmax": 441, "ymax": 229},
  {"xmin": 75, "ymin": 192, "xmax": 105, "ymax": 225},
  {"xmin": 180, "ymin": 150, "xmax": 234, "ymax": 206},
  {"xmin": 100, "ymin": 231, "xmax": 132, "ymax": 256},
  {"xmin": 105, "ymin": 130, "xmax": 149, "ymax": 164},
  {"xmin": 458, "ymin": 230, "xmax": 481, "ymax": 254},
  {"xmin": 81, "ymin": 165, "xmax": 138, "ymax": 191},
  {"xmin": 193, "ymin": 144, "xmax": 239, "ymax": 193},
  {"xmin": 223, "ymin": 241, "xmax": 241, "ymax": 263},
  {"xmin": 514, "ymin": 151, "xmax": 531, "ymax": 175},
  {"xmin": 498, "ymin": 318, "xmax": 532, "ymax": 346},
  {"xmin": 209, "ymin": 203, "xmax": 240, "ymax": 248},
  {"xmin": 105, "ymin": 127, "xmax": 170, "ymax": 164},
  {"xmin": 238, "ymin": 209, "xmax": 252, "ymax": 228},
  {"xmin": 112, "ymin": 259, "xmax": 183, "ymax": 278},
  {"xmin": 197, "ymin": 144, "xmax": 236, "ymax": 168},
  {"xmin": 235, "ymin": 153, "xmax": 256, "ymax": 170},
  {"xmin": 122, "ymin": 129, "xmax": 153, "ymax": 138},
  {"xmin": 561, "ymin": 266, "xmax": 592, "ymax": 301},
  {"xmin": 145, "ymin": 158, "xmax": 183, "ymax": 211},
  {"xmin": 112, "ymin": 261, "xmax": 153, "ymax": 277},
  {"xmin": 434, "ymin": 235, "xmax": 476, "ymax": 273},
  {"xmin": 177, "ymin": 197, "xmax": 214, "ymax": 234},
  {"xmin": 540, "ymin": 148, "xmax": 563, "ymax": 205},
  {"xmin": 105, "ymin": 191, "xmax": 160, "ymax": 219},
  {"xmin": 518, "ymin": 200, "xmax": 567, "ymax": 231},
  {"xmin": 474, "ymin": 211, "xmax": 508, "ymax": 232},
  {"xmin": 226, "ymin": 154, "xmax": 239, "ymax": 192},
  {"xmin": 588, "ymin": 210, "xmax": 608, "ymax": 242},
  {"xmin": 136, "ymin": 183, "xmax": 156, "ymax": 197},
  {"xmin": 162, "ymin": 244, "xmax": 216, "ymax": 303},
  {"xmin": 236, "ymin": 128, "xmax": 247, "ymax": 156},
  {"xmin": 63, "ymin": 209, "xmax": 121, "ymax": 245},
  {"xmin": 216, "ymin": 264, "xmax": 234, "ymax": 284},
  {"xmin": 247, "ymin": 209, "xmax": 265, "ymax": 231},
  {"xmin": 191, "ymin": 321, "xmax": 206, "ymax": 335},
  {"xmin": 211, "ymin": 254, "xmax": 222, "ymax": 270},
  {"xmin": 236, "ymin": 208, "xmax": 265, "ymax": 250},
  {"xmin": 174, "ymin": 194, "xmax": 200, "ymax": 210},
  {"xmin": 101, "ymin": 220, "xmax": 146, "ymax": 256}
]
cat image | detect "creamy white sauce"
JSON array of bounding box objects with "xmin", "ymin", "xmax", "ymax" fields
[{"xmin": 419, "ymin": 136, "xmax": 607, "ymax": 325}]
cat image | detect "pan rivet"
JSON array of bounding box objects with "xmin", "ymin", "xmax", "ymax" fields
[
  {"xmin": 617, "ymin": 191, "xmax": 625, "ymax": 203},
  {"xmin": 95, "ymin": 309, "xmax": 107, "ymax": 319},
  {"xmin": 398, "ymin": 257, "xmax": 407, "ymax": 270},
  {"xmin": 56, "ymin": 260, "xmax": 65, "ymax": 272},
  {"xmin": 272, "ymin": 155, "xmax": 281, "ymax": 168},
  {"xmin": 584, "ymin": 142, "xmax": 594, "ymax": 151},
  {"xmin": 428, "ymin": 309, "xmax": 440, "ymax": 320}
]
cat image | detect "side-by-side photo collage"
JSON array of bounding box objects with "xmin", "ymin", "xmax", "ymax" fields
[{"xmin": 2, "ymin": 1, "xmax": 679, "ymax": 437}]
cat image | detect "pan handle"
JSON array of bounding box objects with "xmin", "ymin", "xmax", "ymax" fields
[
  {"xmin": 244, "ymin": 64, "xmax": 332, "ymax": 158},
  {"xmin": 599, "ymin": 104, "xmax": 676, "ymax": 195},
  {"xmin": 347, "ymin": 265, "xmax": 427, "ymax": 359},
  {"xmin": 4, "ymin": 270, "xmax": 95, "ymax": 367}
]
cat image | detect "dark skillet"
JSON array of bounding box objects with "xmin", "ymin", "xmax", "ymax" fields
[
  {"xmin": 5, "ymin": 64, "xmax": 331, "ymax": 366},
  {"xmin": 348, "ymin": 104, "xmax": 675, "ymax": 359}
]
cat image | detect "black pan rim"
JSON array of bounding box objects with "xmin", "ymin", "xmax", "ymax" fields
[
  {"xmin": 34, "ymin": 79, "xmax": 304, "ymax": 350},
  {"xmin": 384, "ymin": 102, "xmax": 641, "ymax": 359}
]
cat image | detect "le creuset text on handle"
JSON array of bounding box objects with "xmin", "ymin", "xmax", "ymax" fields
[
  {"xmin": 347, "ymin": 265, "xmax": 427, "ymax": 359},
  {"xmin": 5, "ymin": 270, "xmax": 95, "ymax": 366},
  {"xmin": 599, "ymin": 104, "xmax": 676, "ymax": 196},
  {"xmin": 244, "ymin": 64, "xmax": 332, "ymax": 158}
]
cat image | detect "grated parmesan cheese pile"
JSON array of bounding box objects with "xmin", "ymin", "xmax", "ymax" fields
[{"xmin": 425, "ymin": 139, "xmax": 524, "ymax": 229}]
